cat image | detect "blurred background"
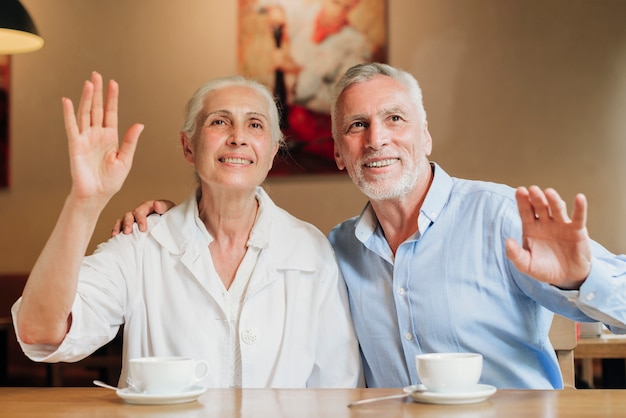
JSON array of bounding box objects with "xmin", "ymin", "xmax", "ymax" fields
[{"xmin": 1, "ymin": 0, "xmax": 625, "ymax": 387}]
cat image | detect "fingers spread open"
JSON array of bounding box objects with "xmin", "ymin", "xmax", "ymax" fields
[
  {"xmin": 515, "ymin": 187, "xmax": 536, "ymax": 224},
  {"xmin": 118, "ymin": 123, "xmax": 144, "ymax": 167},
  {"xmin": 505, "ymin": 237, "xmax": 529, "ymax": 272},
  {"xmin": 571, "ymin": 193, "xmax": 588, "ymax": 230},
  {"xmin": 104, "ymin": 79, "xmax": 119, "ymax": 130},
  {"xmin": 527, "ymin": 185, "xmax": 551, "ymax": 221},
  {"xmin": 62, "ymin": 97, "xmax": 78, "ymax": 141},
  {"xmin": 90, "ymin": 72, "xmax": 104, "ymax": 128},
  {"xmin": 76, "ymin": 79, "xmax": 94, "ymax": 133},
  {"xmin": 544, "ymin": 188, "xmax": 568, "ymax": 223}
]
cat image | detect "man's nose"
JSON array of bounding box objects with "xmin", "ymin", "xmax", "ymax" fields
[{"xmin": 367, "ymin": 121, "xmax": 389, "ymax": 149}]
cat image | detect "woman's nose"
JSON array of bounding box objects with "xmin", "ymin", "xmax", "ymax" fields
[{"xmin": 229, "ymin": 126, "xmax": 248, "ymax": 146}]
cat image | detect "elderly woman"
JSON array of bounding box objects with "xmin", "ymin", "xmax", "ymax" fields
[{"xmin": 12, "ymin": 72, "xmax": 361, "ymax": 389}]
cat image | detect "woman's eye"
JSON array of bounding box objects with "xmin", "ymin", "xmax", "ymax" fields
[
  {"xmin": 250, "ymin": 122, "xmax": 263, "ymax": 129},
  {"xmin": 206, "ymin": 119, "xmax": 225, "ymax": 126}
]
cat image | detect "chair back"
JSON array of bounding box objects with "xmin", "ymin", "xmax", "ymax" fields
[{"xmin": 549, "ymin": 314, "xmax": 578, "ymax": 389}]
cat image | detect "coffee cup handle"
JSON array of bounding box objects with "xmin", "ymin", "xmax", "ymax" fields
[{"xmin": 193, "ymin": 360, "xmax": 210, "ymax": 383}]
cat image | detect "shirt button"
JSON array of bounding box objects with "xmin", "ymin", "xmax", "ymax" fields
[
  {"xmin": 404, "ymin": 332, "xmax": 413, "ymax": 341},
  {"xmin": 398, "ymin": 287, "xmax": 406, "ymax": 295},
  {"xmin": 241, "ymin": 328, "xmax": 259, "ymax": 345},
  {"xmin": 585, "ymin": 292, "xmax": 595, "ymax": 302}
]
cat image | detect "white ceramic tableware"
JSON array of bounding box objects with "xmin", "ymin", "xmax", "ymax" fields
[
  {"xmin": 415, "ymin": 352, "xmax": 482, "ymax": 393},
  {"xmin": 127, "ymin": 356, "xmax": 209, "ymax": 395},
  {"xmin": 405, "ymin": 383, "xmax": 497, "ymax": 405},
  {"xmin": 117, "ymin": 385, "xmax": 207, "ymax": 405}
]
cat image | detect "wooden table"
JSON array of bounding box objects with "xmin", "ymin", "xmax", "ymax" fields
[
  {"xmin": 575, "ymin": 334, "xmax": 626, "ymax": 386},
  {"xmin": 1, "ymin": 387, "xmax": 625, "ymax": 417},
  {"xmin": 575, "ymin": 334, "xmax": 626, "ymax": 359},
  {"xmin": 0, "ymin": 317, "xmax": 12, "ymax": 385}
]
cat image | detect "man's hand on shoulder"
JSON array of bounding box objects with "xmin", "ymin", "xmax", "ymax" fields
[{"xmin": 111, "ymin": 200, "xmax": 176, "ymax": 236}]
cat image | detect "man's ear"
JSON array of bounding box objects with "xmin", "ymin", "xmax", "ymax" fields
[
  {"xmin": 423, "ymin": 121, "xmax": 433, "ymax": 157},
  {"xmin": 334, "ymin": 142, "xmax": 345, "ymax": 170}
]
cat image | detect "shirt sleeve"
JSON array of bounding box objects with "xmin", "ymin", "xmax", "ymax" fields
[
  {"xmin": 503, "ymin": 201, "xmax": 626, "ymax": 332},
  {"xmin": 562, "ymin": 241, "xmax": 626, "ymax": 332},
  {"xmin": 10, "ymin": 233, "xmax": 137, "ymax": 363},
  {"xmin": 11, "ymin": 295, "xmax": 113, "ymax": 363}
]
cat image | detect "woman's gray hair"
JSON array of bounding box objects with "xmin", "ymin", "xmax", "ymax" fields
[
  {"xmin": 330, "ymin": 62, "xmax": 427, "ymax": 140},
  {"xmin": 181, "ymin": 75, "xmax": 285, "ymax": 147}
]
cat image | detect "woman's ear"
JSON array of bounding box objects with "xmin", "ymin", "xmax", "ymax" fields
[
  {"xmin": 268, "ymin": 142, "xmax": 279, "ymax": 171},
  {"xmin": 181, "ymin": 132, "xmax": 194, "ymax": 164}
]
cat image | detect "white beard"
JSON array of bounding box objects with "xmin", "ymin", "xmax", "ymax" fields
[{"xmin": 349, "ymin": 160, "xmax": 421, "ymax": 201}]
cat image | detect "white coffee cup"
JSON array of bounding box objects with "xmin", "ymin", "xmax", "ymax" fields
[
  {"xmin": 415, "ymin": 352, "xmax": 482, "ymax": 393},
  {"xmin": 127, "ymin": 356, "xmax": 210, "ymax": 394}
]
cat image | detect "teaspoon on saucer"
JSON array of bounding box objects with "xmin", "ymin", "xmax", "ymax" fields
[
  {"xmin": 93, "ymin": 380, "xmax": 121, "ymax": 391},
  {"xmin": 348, "ymin": 385, "xmax": 427, "ymax": 407}
]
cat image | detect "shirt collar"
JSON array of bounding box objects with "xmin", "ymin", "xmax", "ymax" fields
[
  {"xmin": 193, "ymin": 187, "xmax": 271, "ymax": 250},
  {"xmin": 247, "ymin": 188, "xmax": 271, "ymax": 249},
  {"xmin": 354, "ymin": 162, "xmax": 454, "ymax": 243},
  {"xmin": 154, "ymin": 186, "xmax": 272, "ymax": 254},
  {"xmin": 419, "ymin": 162, "xmax": 453, "ymax": 227}
]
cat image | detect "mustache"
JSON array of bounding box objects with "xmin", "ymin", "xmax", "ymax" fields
[{"xmin": 359, "ymin": 151, "xmax": 396, "ymax": 163}]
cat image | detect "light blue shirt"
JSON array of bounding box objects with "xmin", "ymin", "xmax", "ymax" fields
[{"xmin": 329, "ymin": 163, "xmax": 626, "ymax": 389}]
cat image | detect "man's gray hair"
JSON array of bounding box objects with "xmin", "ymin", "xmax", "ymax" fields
[{"xmin": 330, "ymin": 62, "xmax": 427, "ymax": 140}]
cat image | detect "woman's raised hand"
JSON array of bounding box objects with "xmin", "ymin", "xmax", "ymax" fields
[{"xmin": 62, "ymin": 72, "xmax": 144, "ymax": 203}]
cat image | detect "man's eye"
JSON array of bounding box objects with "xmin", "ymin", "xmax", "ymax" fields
[
  {"xmin": 211, "ymin": 119, "xmax": 226, "ymax": 126},
  {"xmin": 250, "ymin": 122, "xmax": 263, "ymax": 129},
  {"xmin": 345, "ymin": 121, "xmax": 366, "ymax": 134}
]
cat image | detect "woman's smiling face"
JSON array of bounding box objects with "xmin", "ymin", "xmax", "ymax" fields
[{"xmin": 182, "ymin": 84, "xmax": 279, "ymax": 191}]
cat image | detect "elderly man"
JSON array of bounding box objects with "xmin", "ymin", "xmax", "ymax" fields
[{"xmin": 328, "ymin": 62, "xmax": 626, "ymax": 389}]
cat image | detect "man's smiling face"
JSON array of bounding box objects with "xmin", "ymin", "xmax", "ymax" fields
[{"xmin": 333, "ymin": 74, "xmax": 432, "ymax": 201}]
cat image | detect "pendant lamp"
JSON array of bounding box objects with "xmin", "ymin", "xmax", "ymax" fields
[{"xmin": 0, "ymin": 0, "xmax": 44, "ymax": 54}]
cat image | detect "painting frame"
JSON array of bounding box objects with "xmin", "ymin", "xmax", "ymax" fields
[
  {"xmin": 238, "ymin": 0, "xmax": 388, "ymax": 176},
  {"xmin": 0, "ymin": 54, "xmax": 9, "ymax": 188}
]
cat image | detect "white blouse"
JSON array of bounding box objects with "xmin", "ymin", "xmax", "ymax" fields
[{"xmin": 13, "ymin": 187, "xmax": 362, "ymax": 388}]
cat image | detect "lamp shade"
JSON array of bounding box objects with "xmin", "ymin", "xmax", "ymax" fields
[{"xmin": 0, "ymin": 0, "xmax": 44, "ymax": 54}]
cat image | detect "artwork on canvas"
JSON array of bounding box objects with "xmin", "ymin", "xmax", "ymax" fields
[
  {"xmin": 0, "ymin": 55, "xmax": 8, "ymax": 188},
  {"xmin": 238, "ymin": 0, "xmax": 387, "ymax": 175}
]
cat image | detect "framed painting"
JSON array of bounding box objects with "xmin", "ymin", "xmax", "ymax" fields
[
  {"xmin": 238, "ymin": 0, "xmax": 388, "ymax": 175},
  {"xmin": 0, "ymin": 55, "xmax": 8, "ymax": 188}
]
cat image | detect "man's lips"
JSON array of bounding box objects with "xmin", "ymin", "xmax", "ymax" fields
[{"xmin": 363, "ymin": 158, "xmax": 399, "ymax": 168}]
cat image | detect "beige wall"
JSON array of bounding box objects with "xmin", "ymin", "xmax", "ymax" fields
[{"xmin": 2, "ymin": 0, "xmax": 626, "ymax": 273}]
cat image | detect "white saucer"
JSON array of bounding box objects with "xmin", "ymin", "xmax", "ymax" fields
[
  {"xmin": 404, "ymin": 384, "xmax": 497, "ymax": 405},
  {"xmin": 116, "ymin": 385, "xmax": 207, "ymax": 405}
]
